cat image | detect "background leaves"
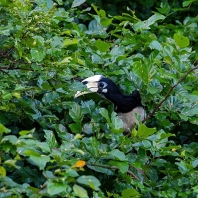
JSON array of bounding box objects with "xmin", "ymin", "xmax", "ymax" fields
[{"xmin": 0, "ymin": 0, "xmax": 198, "ymax": 197}]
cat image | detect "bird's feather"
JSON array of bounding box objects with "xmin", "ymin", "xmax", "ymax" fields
[{"xmin": 75, "ymin": 75, "xmax": 145, "ymax": 131}]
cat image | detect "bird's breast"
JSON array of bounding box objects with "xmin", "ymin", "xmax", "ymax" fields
[{"xmin": 118, "ymin": 106, "xmax": 145, "ymax": 132}]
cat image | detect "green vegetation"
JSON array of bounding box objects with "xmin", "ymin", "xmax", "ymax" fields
[{"xmin": 0, "ymin": 0, "xmax": 198, "ymax": 197}]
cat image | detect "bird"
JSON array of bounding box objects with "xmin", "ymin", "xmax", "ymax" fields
[{"xmin": 75, "ymin": 75, "xmax": 145, "ymax": 131}]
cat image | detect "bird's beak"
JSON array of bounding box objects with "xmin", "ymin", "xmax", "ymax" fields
[{"xmin": 74, "ymin": 75, "xmax": 104, "ymax": 98}]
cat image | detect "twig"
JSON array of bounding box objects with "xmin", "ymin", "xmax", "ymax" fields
[
  {"xmin": 1, "ymin": 47, "xmax": 15, "ymax": 57},
  {"xmin": 37, "ymin": 184, "xmax": 47, "ymax": 193},
  {"xmin": 86, "ymin": 163, "xmax": 140, "ymax": 180},
  {"xmin": 142, "ymin": 65, "xmax": 198, "ymax": 123}
]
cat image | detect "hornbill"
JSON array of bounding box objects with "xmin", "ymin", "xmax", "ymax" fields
[{"xmin": 75, "ymin": 75, "xmax": 145, "ymax": 131}]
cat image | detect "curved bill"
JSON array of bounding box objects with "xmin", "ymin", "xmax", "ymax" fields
[{"xmin": 74, "ymin": 75, "xmax": 104, "ymax": 98}]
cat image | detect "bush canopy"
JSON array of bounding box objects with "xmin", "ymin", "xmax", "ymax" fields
[{"xmin": 0, "ymin": 0, "xmax": 198, "ymax": 197}]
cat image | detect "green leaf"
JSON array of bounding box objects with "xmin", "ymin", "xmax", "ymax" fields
[
  {"xmin": 92, "ymin": 4, "xmax": 106, "ymax": 17},
  {"xmin": 69, "ymin": 103, "xmax": 84, "ymax": 123},
  {"xmin": 100, "ymin": 17, "xmax": 112, "ymax": 27},
  {"xmin": 181, "ymin": 104, "xmax": 198, "ymax": 117},
  {"xmin": 137, "ymin": 124, "xmax": 156, "ymax": 139},
  {"xmin": 110, "ymin": 46, "xmax": 125, "ymax": 56},
  {"xmin": 175, "ymin": 161, "xmax": 188, "ymax": 174},
  {"xmin": 189, "ymin": 117, "xmax": 198, "ymax": 125},
  {"xmin": 47, "ymin": 0, "xmax": 53, "ymax": 9},
  {"xmin": 86, "ymin": 19, "xmax": 108, "ymax": 38},
  {"xmin": 44, "ymin": 129, "xmax": 58, "ymax": 149},
  {"xmin": 174, "ymin": 33, "xmax": 189, "ymax": 48},
  {"xmin": 133, "ymin": 13, "xmax": 165, "ymax": 31},
  {"xmin": 19, "ymin": 128, "xmax": 35, "ymax": 136},
  {"xmin": 59, "ymin": 57, "xmax": 72, "ymax": 64},
  {"xmin": 132, "ymin": 60, "xmax": 155, "ymax": 85},
  {"xmin": 42, "ymin": 92, "xmax": 60, "ymax": 104},
  {"xmin": 110, "ymin": 112, "xmax": 124, "ymax": 134},
  {"xmin": 67, "ymin": 168, "xmax": 79, "ymax": 177},
  {"xmin": 71, "ymin": 0, "xmax": 86, "ymax": 8},
  {"xmin": 0, "ymin": 124, "xmax": 11, "ymax": 134},
  {"xmin": 23, "ymin": 149, "xmax": 41, "ymax": 156},
  {"xmin": 110, "ymin": 161, "xmax": 129, "ymax": 173},
  {"xmin": 148, "ymin": 80, "xmax": 163, "ymax": 94},
  {"xmin": 149, "ymin": 40, "xmax": 162, "ymax": 51},
  {"xmin": 109, "ymin": 149, "xmax": 126, "ymax": 161},
  {"xmin": 4, "ymin": 160, "xmax": 20, "ymax": 169},
  {"xmin": 73, "ymin": 184, "xmax": 88, "ymax": 198},
  {"xmin": 47, "ymin": 180, "xmax": 67, "ymax": 196},
  {"xmin": 95, "ymin": 39, "xmax": 111, "ymax": 52},
  {"xmin": 147, "ymin": 168, "xmax": 158, "ymax": 182},
  {"xmin": 183, "ymin": 0, "xmax": 197, "ymax": 7},
  {"xmin": 122, "ymin": 188, "xmax": 140, "ymax": 198},
  {"xmin": 192, "ymin": 159, "xmax": 198, "ymax": 168},
  {"xmin": 63, "ymin": 38, "xmax": 78, "ymax": 46},
  {"xmin": 69, "ymin": 122, "xmax": 82, "ymax": 133},
  {"xmin": 28, "ymin": 155, "xmax": 50, "ymax": 170},
  {"xmin": 2, "ymin": 92, "xmax": 12, "ymax": 100},
  {"xmin": 99, "ymin": 108, "xmax": 110, "ymax": 124},
  {"xmin": 77, "ymin": 175, "xmax": 101, "ymax": 191},
  {"xmin": 1, "ymin": 135, "xmax": 17, "ymax": 144},
  {"xmin": 81, "ymin": 137, "xmax": 99, "ymax": 157},
  {"xmin": 30, "ymin": 48, "xmax": 46, "ymax": 62}
]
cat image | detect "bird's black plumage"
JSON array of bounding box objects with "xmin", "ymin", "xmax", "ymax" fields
[{"xmin": 75, "ymin": 75, "xmax": 145, "ymax": 131}]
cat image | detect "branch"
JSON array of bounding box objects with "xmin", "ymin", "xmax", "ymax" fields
[
  {"xmin": 142, "ymin": 65, "xmax": 198, "ymax": 123},
  {"xmin": 0, "ymin": 47, "xmax": 15, "ymax": 57},
  {"xmin": 86, "ymin": 163, "xmax": 140, "ymax": 180}
]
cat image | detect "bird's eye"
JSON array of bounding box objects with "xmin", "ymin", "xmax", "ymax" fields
[{"xmin": 99, "ymin": 82, "xmax": 104, "ymax": 88}]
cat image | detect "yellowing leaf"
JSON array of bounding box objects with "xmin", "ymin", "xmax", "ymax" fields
[
  {"xmin": 0, "ymin": 166, "xmax": 6, "ymax": 177},
  {"xmin": 0, "ymin": 124, "xmax": 11, "ymax": 134},
  {"xmin": 181, "ymin": 150, "xmax": 185, "ymax": 157},
  {"xmin": 75, "ymin": 160, "xmax": 86, "ymax": 168},
  {"xmin": 59, "ymin": 57, "xmax": 72, "ymax": 64},
  {"xmin": 12, "ymin": 92, "xmax": 21, "ymax": 99},
  {"xmin": 95, "ymin": 39, "xmax": 111, "ymax": 52},
  {"xmin": 174, "ymin": 33, "xmax": 189, "ymax": 48},
  {"xmin": 63, "ymin": 38, "xmax": 78, "ymax": 47},
  {"xmin": 4, "ymin": 160, "xmax": 20, "ymax": 169}
]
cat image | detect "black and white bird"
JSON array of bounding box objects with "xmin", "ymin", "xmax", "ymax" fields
[{"xmin": 75, "ymin": 75, "xmax": 145, "ymax": 131}]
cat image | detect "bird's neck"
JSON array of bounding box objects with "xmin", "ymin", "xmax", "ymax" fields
[{"xmin": 104, "ymin": 93, "xmax": 141, "ymax": 113}]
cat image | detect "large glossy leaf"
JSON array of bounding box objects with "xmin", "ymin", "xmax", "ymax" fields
[
  {"xmin": 137, "ymin": 124, "xmax": 156, "ymax": 139},
  {"xmin": 73, "ymin": 184, "xmax": 88, "ymax": 198},
  {"xmin": 133, "ymin": 13, "xmax": 165, "ymax": 31},
  {"xmin": 28, "ymin": 155, "xmax": 50, "ymax": 170},
  {"xmin": 69, "ymin": 103, "xmax": 84, "ymax": 123},
  {"xmin": 108, "ymin": 149, "xmax": 126, "ymax": 161},
  {"xmin": 77, "ymin": 175, "xmax": 101, "ymax": 191},
  {"xmin": 174, "ymin": 33, "xmax": 189, "ymax": 48},
  {"xmin": 95, "ymin": 39, "xmax": 111, "ymax": 52},
  {"xmin": 122, "ymin": 188, "xmax": 140, "ymax": 198},
  {"xmin": 0, "ymin": 124, "xmax": 11, "ymax": 134},
  {"xmin": 30, "ymin": 48, "xmax": 46, "ymax": 62},
  {"xmin": 47, "ymin": 181, "xmax": 68, "ymax": 196},
  {"xmin": 71, "ymin": 0, "xmax": 86, "ymax": 8}
]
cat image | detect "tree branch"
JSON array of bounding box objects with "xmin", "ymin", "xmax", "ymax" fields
[
  {"xmin": 86, "ymin": 163, "xmax": 140, "ymax": 180},
  {"xmin": 142, "ymin": 65, "xmax": 198, "ymax": 123}
]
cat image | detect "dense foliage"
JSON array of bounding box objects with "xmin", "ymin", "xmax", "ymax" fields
[{"xmin": 0, "ymin": 0, "xmax": 198, "ymax": 197}]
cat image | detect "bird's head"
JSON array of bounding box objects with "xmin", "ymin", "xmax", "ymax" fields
[
  {"xmin": 75, "ymin": 75, "xmax": 142, "ymax": 113},
  {"xmin": 75, "ymin": 75, "xmax": 121, "ymax": 98}
]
